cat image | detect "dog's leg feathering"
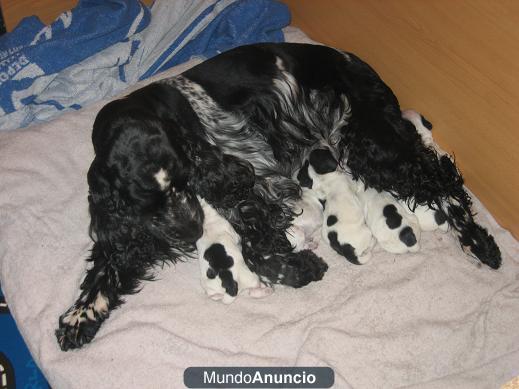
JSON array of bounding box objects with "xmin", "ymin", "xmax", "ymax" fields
[
  {"xmin": 56, "ymin": 245, "xmax": 143, "ymax": 351},
  {"xmin": 228, "ymin": 193, "xmax": 328, "ymax": 288}
]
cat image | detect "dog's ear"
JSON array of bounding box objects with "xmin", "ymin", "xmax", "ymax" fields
[
  {"xmin": 87, "ymin": 157, "xmax": 118, "ymax": 210},
  {"xmin": 190, "ymin": 146, "xmax": 255, "ymax": 208},
  {"xmin": 87, "ymin": 157, "xmax": 124, "ymax": 244}
]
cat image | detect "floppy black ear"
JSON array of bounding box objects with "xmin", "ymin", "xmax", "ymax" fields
[
  {"xmin": 190, "ymin": 146, "xmax": 255, "ymax": 208},
  {"xmin": 86, "ymin": 157, "xmax": 122, "ymax": 244}
]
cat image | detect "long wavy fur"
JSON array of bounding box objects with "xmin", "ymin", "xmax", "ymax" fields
[{"xmin": 57, "ymin": 42, "xmax": 501, "ymax": 351}]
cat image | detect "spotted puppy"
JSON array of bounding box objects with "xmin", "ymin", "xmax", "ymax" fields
[
  {"xmin": 401, "ymin": 109, "xmax": 449, "ymax": 232},
  {"xmin": 196, "ymin": 198, "xmax": 273, "ymax": 303},
  {"xmin": 301, "ymin": 149, "xmax": 375, "ymax": 265},
  {"xmin": 354, "ymin": 180, "xmax": 421, "ymax": 254}
]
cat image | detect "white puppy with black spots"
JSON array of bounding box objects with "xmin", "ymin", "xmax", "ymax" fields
[
  {"xmin": 301, "ymin": 149, "xmax": 375, "ymax": 265},
  {"xmin": 354, "ymin": 180, "xmax": 421, "ymax": 254},
  {"xmin": 196, "ymin": 198, "xmax": 273, "ymax": 303}
]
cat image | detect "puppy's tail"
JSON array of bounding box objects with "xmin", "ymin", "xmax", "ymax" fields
[{"xmin": 437, "ymin": 155, "xmax": 502, "ymax": 269}]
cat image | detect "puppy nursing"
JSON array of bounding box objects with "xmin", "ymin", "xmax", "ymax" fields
[
  {"xmin": 59, "ymin": 41, "xmax": 502, "ymax": 350},
  {"xmin": 294, "ymin": 146, "xmax": 431, "ymax": 262},
  {"xmin": 196, "ymin": 198, "xmax": 272, "ymax": 303},
  {"xmin": 298, "ymin": 138, "xmax": 446, "ymax": 260},
  {"xmin": 303, "ymin": 149, "xmax": 375, "ymax": 265},
  {"xmin": 354, "ymin": 181, "xmax": 421, "ymax": 254}
]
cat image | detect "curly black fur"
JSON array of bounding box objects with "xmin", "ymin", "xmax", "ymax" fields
[{"xmin": 58, "ymin": 42, "xmax": 501, "ymax": 350}]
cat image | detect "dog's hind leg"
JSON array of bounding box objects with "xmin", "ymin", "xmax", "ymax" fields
[
  {"xmin": 331, "ymin": 52, "xmax": 501, "ymax": 268},
  {"xmin": 400, "ymin": 109, "xmax": 501, "ymax": 267},
  {"xmin": 437, "ymin": 156, "xmax": 502, "ymax": 269}
]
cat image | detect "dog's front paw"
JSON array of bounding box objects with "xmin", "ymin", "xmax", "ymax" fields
[{"xmin": 55, "ymin": 305, "xmax": 104, "ymax": 351}]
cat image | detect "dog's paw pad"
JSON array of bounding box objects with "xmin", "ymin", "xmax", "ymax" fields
[{"xmin": 55, "ymin": 306, "xmax": 101, "ymax": 351}]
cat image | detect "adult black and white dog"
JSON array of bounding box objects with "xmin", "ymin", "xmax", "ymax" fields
[{"xmin": 56, "ymin": 43, "xmax": 501, "ymax": 350}]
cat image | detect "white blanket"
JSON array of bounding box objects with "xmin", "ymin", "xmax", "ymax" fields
[{"xmin": 1, "ymin": 28, "xmax": 518, "ymax": 389}]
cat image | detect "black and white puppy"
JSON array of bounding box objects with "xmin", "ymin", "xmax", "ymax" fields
[
  {"xmin": 196, "ymin": 197, "xmax": 273, "ymax": 303},
  {"xmin": 402, "ymin": 109, "xmax": 438, "ymax": 153},
  {"xmin": 301, "ymin": 148, "xmax": 375, "ymax": 265},
  {"xmin": 57, "ymin": 42, "xmax": 501, "ymax": 350},
  {"xmin": 354, "ymin": 180, "xmax": 421, "ymax": 254}
]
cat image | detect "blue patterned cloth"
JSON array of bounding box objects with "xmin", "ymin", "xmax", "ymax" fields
[
  {"xmin": 0, "ymin": 0, "xmax": 290, "ymax": 131},
  {"xmin": 0, "ymin": 0, "xmax": 150, "ymax": 126},
  {"xmin": 0, "ymin": 287, "xmax": 49, "ymax": 388}
]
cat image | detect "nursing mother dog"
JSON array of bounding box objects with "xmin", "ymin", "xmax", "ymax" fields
[{"xmin": 56, "ymin": 42, "xmax": 501, "ymax": 351}]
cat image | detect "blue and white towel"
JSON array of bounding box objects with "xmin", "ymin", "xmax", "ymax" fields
[
  {"xmin": 0, "ymin": 0, "xmax": 290, "ymax": 131},
  {"xmin": 0, "ymin": 0, "xmax": 150, "ymax": 128}
]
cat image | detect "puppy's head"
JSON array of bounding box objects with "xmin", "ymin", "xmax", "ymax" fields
[
  {"xmin": 296, "ymin": 148, "xmax": 338, "ymax": 189},
  {"xmin": 309, "ymin": 148, "xmax": 339, "ymax": 174}
]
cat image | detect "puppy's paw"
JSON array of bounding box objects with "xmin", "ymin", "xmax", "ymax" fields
[
  {"xmin": 201, "ymin": 261, "xmax": 273, "ymax": 303},
  {"xmin": 201, "ymin": 267, "xmax": 238, "ymax": 305}
]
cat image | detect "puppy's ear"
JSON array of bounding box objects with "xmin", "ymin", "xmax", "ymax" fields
[{"xmin": 309, "ymin": 148, "xmax": 338, "ymax": 174}]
